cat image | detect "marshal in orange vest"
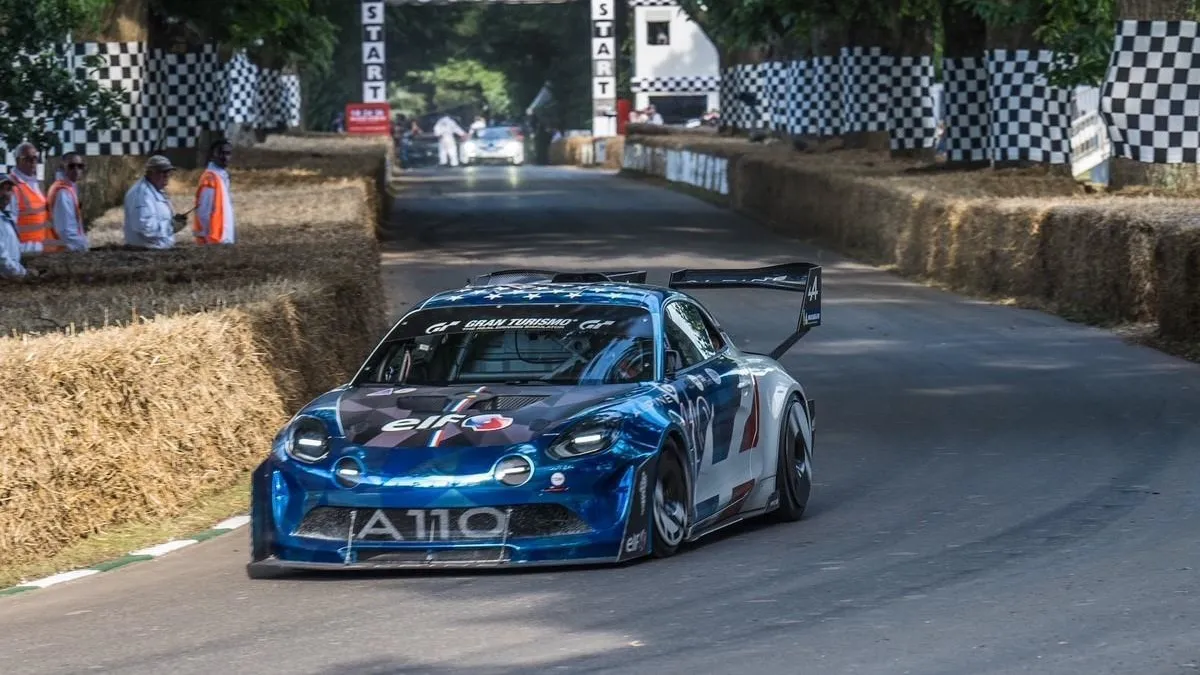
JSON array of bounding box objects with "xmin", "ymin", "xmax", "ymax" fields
[
  {"xmin": 44, "ymin": 179, "xmax": 81, "ymax": 253},
  {"xmin": 192, "ymin": 168, "xmax": 231, "ymax": 245},
  {"xmin": 12, "ymin": 177, "xmax": 49, "ymax": 248}
]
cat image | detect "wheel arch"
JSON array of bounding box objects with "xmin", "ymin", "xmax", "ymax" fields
[{"xmin": 657, "ymin": 426, "xmax": 697, "ymax": 522}]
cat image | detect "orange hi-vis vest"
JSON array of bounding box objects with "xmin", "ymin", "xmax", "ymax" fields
[
  {"xmin": 193, "ymin": 169, "xmax": 227, "ymax": 245},
  {"xmin": 12, "ymin": 176, "xmax": 48, "ymax": 246},
  {"xmin": 44, "ymin": 179, "xmax": 80, "ymax": 253}
]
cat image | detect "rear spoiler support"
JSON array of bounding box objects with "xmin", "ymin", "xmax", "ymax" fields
[{"xmin": 668, "ymin": 262, "xmax": 822, "ymax": 360}]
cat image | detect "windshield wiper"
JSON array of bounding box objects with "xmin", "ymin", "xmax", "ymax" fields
[{"xmin": 500, "ymin": 379, "xmax": 556, "ymax": 386}]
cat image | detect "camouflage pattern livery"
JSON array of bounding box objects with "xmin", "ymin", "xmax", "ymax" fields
[{"xmin": 248, "ymin": 271, "xmax": 820, "ymax": 575}]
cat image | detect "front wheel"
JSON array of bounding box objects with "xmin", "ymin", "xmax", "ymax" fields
[
  {"xmin": 651, "ymin": 445, "xmax": 689, "ymax": 557},
  {"xmin": 770, "ymin": 397, "xmax": 812, "ymax": 522}
]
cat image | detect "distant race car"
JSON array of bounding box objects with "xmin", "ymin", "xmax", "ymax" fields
[
  {"xmin": 246, "ymin": 263, "xmax": 822, "ymax": 576},
  {"xmin": 461, "ymin": 126, "xmax": 526, "ymax": 165}
]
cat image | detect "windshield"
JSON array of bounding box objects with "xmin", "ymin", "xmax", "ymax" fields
[
  {"xmin": 476, "ymin": 127, "xmax": 516, "ymax": 140},
  {"xmin": 357, "ymin": 304, "xmax": 656, "ymax": 386}
]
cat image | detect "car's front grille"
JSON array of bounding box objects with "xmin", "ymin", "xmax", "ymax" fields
[
  {"xmin": 293, "ymin": 504, "xmax": 591, "ymax": 543},
  {"xmin": 356, "ymin": 548, "xmax": 509, "ymax": 565}
]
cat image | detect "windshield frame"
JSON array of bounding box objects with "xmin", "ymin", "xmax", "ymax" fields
[{"xmin": 352, "ymin": 302, "xmax": 662, "ymax": 388}]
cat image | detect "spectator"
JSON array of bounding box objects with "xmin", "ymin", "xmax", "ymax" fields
[
  {"xmin": 0, "ymin": 174, "xmax": 30, "ymax": 279},
  {"xmin": 470, "ymin": 116, "xmax": 487, "ymax": 136},
  {"xmin": 193, "ymin": 140, "xmax": 235, "ymax": 245},
  {"xmin": 646, "ymin": 105, "xmax": 664, "ymax": 125},
  {"xmin": 123, "ymin": 155, "xmax": 187, "ymax": 250},
  {"xmin": 9, "ymin": 142, "xmax": 48, "ymax": 254},
  {"xmin": 433, "ymin": 114, "xmax": 467, "ymax": 167},
  {"xmin": 45, "ymin": 152, "xmax": 89, "ymax": 252}
]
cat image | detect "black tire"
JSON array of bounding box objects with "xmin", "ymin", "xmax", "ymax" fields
[
  {"xmin": 651, "ymin": 443, "xmax": 689, "ymax": 558},
  {"xmin": 770, "ymin": 397, "xmax": 813, "ymax": 522}
]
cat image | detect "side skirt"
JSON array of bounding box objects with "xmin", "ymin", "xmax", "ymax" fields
[{"xmin": 686, "ymin": 506, "xmax": 771, "ymax": 543}]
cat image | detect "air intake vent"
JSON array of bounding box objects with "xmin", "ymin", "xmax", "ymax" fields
[
  {"xmin": 470, "ymin": 395, "xmax": 546, "ymax": 412},
  {"xmin": 393, "ymin": 395, "xmax": 451, "ymax": 412}
]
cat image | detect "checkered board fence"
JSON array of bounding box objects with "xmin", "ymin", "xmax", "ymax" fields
[
  {"xmin": 718, "ymin": 49, "xmax": 1072, "ymax": 163},
  {"xmin": 721, "ymin": 53, "xmax": 936, "ymax": 147},
  {"xmin": 1101, "ymin": 20, "xmax": 1200, "ymax": 164},
  {"xmin": 2, "ymin": 42, "xmax": 301, "ymax": 167}
]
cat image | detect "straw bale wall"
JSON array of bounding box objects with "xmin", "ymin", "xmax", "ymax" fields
[
  {"xmin": 0, "ymin": 135, "xmax": 393, "ymax": 571},
  {"xmin": 618, "ymin": 132, "xmax": 1200, "ymax": 339}
]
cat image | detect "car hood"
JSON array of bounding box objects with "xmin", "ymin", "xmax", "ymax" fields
[{"xmin": 336, "ymin": 383, "xmax": 644, "ymax": 449}]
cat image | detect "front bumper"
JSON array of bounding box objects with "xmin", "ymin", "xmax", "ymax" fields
[{"xmin": 248, "ymin": 449, "xmax": 656, "ymax": 572}]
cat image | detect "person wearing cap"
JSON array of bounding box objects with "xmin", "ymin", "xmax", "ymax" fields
[
  {"xmin": 0, "ymin": 174, "xmax": 31, "ymax": 279},
  {"xmin": 8, "ymin": 142, "xmax": 49, "ymax": 254},
  {"xmin": 193, "ymin": 139, "xmax": 235, "ymax": 245},
  {"xmin": 123, "ymin": 155, "xmax": 187, "ymax": 249},
  {"xmin": 45, "ymin": 152, "xmax": 89, "ymax": 252}
]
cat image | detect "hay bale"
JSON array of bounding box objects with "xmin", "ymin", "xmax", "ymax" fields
[{"xmin": 0, "ymin": 135, "xmax": 390, "ymax": 572}]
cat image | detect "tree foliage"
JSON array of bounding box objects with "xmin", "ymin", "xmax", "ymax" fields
[
  {"xmin": 0, "ymin": 0, "xmax": 128, "ymax": 154},
  {"xmin": 411, "ymin": 59, "xmax": 511, "ymax": 116},
  {"xmin": 150, "ymin": 0, "xmax": 337, "ymax": 71},
  {"xmin": 678, "ymin": 0, "xmax": 1117, "ymax": 86}
]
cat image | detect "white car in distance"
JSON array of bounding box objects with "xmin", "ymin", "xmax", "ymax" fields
[{"xmin": 462, "ymin": 126, "xmax": 526, "ymax": 166}]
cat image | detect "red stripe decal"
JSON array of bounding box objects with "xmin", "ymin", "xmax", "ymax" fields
[{"xmin": 740, "ymin": 375, "xmax": 760, "ymax": 453}]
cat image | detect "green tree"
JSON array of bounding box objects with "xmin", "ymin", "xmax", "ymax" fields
[
  {"xmin": 0, "ymin": 0, "xmax": 128, "ymax": 155},
  {"xmin": 149, "ymin": 0, "xmax": 337, "ymax": 71},
  {"xmin": 412, "ymin": 58, "xmax": 511, "ymax": 116}
]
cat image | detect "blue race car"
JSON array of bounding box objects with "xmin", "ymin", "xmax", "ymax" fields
[{"xmin": 247, "ymin": 263, "xmax": 822, "ymax": 576}]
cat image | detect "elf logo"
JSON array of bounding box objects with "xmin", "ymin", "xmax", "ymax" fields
[{"xmin": 381, "ymin": 413, "xmax": 513, "ymax": 433}]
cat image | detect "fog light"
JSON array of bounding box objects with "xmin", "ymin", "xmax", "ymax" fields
[
  {"xmin": 494, "ymin": 455, "xmax": 533, "ymax": 487},
  {"xmin": 333, "ymin": 457, "xmax": 363, "ymax": 488}
]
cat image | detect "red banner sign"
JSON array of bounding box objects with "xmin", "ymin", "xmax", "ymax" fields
[{"xmin": 346, "ymin": 103, "xmax": 392, "ymax": 135}]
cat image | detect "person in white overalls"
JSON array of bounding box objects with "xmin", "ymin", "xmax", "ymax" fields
[{"xmin": 434, "ymin": 115, "xmax": 467, "ymax": 167}]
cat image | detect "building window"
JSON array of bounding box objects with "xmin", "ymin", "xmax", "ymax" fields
[{"xmin": 647, "ymin": 21, "xmax": 670, "ymax": 45}]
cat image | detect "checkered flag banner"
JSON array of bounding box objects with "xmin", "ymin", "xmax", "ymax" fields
[
  {"xmin": 840, "ymin": 46, "xmax": 891, "ymax": 133},
  {"xmin": 943, "ymin": 56, "xmax": 991, "ymax": 162},
  {"xmin": 1102, "ymin": 20, "xmax": 1200, "ymax": 163},
  {"xmin": 987, "ymin": 49, "xmax": 1072, "ymax": 164}
]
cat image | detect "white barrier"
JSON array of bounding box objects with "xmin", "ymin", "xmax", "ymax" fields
[{"xmin": 622, "ymin": 142, "xmax": 729, "ymax": 196}]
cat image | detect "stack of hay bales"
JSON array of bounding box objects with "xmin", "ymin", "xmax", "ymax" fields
[{"xmin": 0, "ymin": 135, "xmax": 393, "ymax": 572}]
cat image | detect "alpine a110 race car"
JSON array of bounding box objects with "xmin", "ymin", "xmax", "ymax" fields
[{"xmin": 246, "ymin": 262, "xmax": 822, "ymax": 576}]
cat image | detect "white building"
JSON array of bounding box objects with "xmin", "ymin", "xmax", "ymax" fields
[{"xmin": 629, "ymin": 0, "xmax": 720, "ymax": 124}]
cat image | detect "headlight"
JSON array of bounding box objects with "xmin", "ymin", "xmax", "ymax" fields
[
  {"xmin": 547, "ymin": 416, "xmax": 622, "ymax": 459},
  {"xmin": 464, "ymin": 141, "xmax": 477, "ymax": 153},
  {"xmin": 507, "ymin": 141, "xmax": 522, "ymax": 153},
  {"xmin": 286, "ymin": 415, "xmax": 331, "ymax": 463}
]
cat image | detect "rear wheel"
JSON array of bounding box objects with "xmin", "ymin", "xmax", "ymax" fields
[
  {"xmin": 770, "ymin": 397, "xmax": 812, "ymax": 522},
  {"xmin": 651, "ymin": 444, "xmax": 689, "ymax": 557}
]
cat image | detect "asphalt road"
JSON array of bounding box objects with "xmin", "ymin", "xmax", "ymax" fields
[{"xmin": 4, "ymin": 164, "xmax": 1200, "ymax": 674}]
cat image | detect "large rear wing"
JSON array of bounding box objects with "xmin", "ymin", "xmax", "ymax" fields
[{"xmin": 668, "ymin": 262, "xmax": 822, "ymax": 360}]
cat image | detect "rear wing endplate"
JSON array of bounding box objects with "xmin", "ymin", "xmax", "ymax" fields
[{"xmin": 668, "ymin": 262, "xmax": 822, "ymax": 360}]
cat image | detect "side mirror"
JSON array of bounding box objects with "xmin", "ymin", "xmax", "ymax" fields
[{"xmin": 664, "ymin": 349, "xmax": 682, "ymax": 377}]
